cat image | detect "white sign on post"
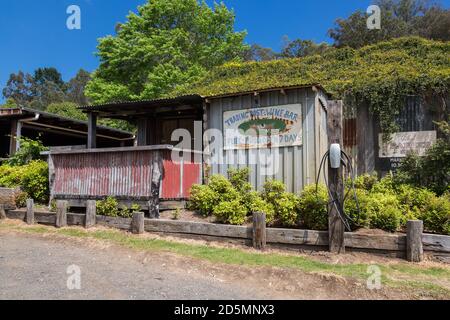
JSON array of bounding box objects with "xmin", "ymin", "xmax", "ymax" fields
[
  {"xmin": 223, "ymin": 104, "xmax": 302, "ymax": 150},
  {"xmin": 379, "ymin": 130, "xmax": 437, "ymax": 158}
]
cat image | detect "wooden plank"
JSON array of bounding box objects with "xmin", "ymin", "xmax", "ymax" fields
[
  {"xmin": 26, "ymin": 199, "xmax": 34, "ymax": 225},
  {"xmin": 422, "ymin": 233, "xmax": 450, "ymax": 253},
  {"xmin": 267, "ymin": 228, "xmax": 329, "ymax": 246},
  {"xmin": 96, "ymin": 215, "xmax": 132, "ymax": 230},
  {"xmin": 144, "ymin": 219, "xmax": 252, "ymax": 239},
  {"xmin": 67, "ymin": 213, "xmax": 85, "ymax": 226},
  {"xmin": 252, "ymin": 212, "xmax": 266, "ymax": 250},
  {"xmin": 407, "ymin": 220, "xmax": 424, "ymax": 262},
  {"xmin": 131, "ymin": 212, "xmax": 144, "ymax": 234},
  {"xmin": 344, "ymin": 233, "xmax": 406, "ymax": 251},
  {"xmin": 5, "ymin": 210, "xmax": 25, "ymax": 220},
  {"xmin": 327, "ymin": 100, "xmax": 345, "ymax": 253},
  {"xmin": 34, "ymin": 212, "xmax": 56, "ymax": 225}
]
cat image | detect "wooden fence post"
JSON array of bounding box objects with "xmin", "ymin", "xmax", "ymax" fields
[
  {"xmin": 327, "ymin": 100, "xmax": 345, "ymax": 254},
  {"xmin": 26, "ymin": 199, "xmax": 34, "ymax": 224},
  {"xmin": 85, "ymin": 200, "xmax": 96, "ymax": 228},
  {"xmin": 406, "ymin": 220, "xmax": 424, "ymax": 262},
  {"xmin": 56, "ymin": 200, "xmax": 67, "ymax": 228},
  {"xmin": 0, "ymin": 204, "xmax": 6, "ymax": 220},
  {"xmin": 253, "ymin": 212, "xmax": 266, "ymax": 250},
  {"xmin": 131, "ymin": 212, "xmax": 144, "ymax": 234}
]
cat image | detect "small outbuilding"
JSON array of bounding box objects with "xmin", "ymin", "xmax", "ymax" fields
[{"xmin": 0, "ymin": 107, "xmax": 134, "ymax": 159}]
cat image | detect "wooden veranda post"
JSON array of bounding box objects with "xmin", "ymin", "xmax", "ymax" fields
[
  {"xmin": 148, "ymin": 151, "xmax": 163, "ymax": 219},
  {"xmin": 87, "ymin": 112, "xmax": 97, "ymax": 149},
  {"xmin": 327, "ymin": 100, "xmax": 345, "ymax": 254}
]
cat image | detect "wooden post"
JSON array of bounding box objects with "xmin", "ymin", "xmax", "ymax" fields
[
  {"xmin": 26, "ymin": 199, "xmax": 34, "ymax": 224},
  {"xmin": 252, "ymin": 212, "xmax": 266, "ymax": 250},
  {"xmin": 56, "ymin": 200, "xmax": 68, "ymax": 228},
  {"xmin": 148, "ymin": 151, "xmax": 162, "ymax": 218},
  {"xmin": 131, "ymin": 212, "xmax": 145, "ymax": 234},
  {"xmin": 9, "ymin": 120, "xmax": 18, "ymax": 156},
  {"xmin": 85, "ymin": 200, "xmax": 96, "ymax": 228},
  {"xmin": 327, "ymin": 100, "xmax": 345, "ymax": 254},
  {"xmin": 87, "ymin": 112, "xmax": 97, "ymax": 149},
  {"xmin": 0, "ymin": 204, "xmax": 6, "ymax": 220},
  {"xmin": 406, "ymin": 220, "xmax": 424, "ymax": 262}
]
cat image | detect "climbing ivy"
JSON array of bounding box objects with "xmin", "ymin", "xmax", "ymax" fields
[{"xmin": 171, "ymin": 37, "xmax": 449, "ymax": 136}]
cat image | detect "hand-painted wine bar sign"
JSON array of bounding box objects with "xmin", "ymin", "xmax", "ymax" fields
[{"xmin": 223, "ymin": 104, "xmax": 302, "ymax": 149}]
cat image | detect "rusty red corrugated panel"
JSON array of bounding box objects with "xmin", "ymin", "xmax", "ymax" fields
[
  {"xmin": 52, "ymin": 149, "xmax": 201, "ymax": 200},
  {"xmin": 343, "ymin": 118, "xmax": 356, "ymax": 148},
  {"xmin": 52, "ymin": 150, "xmax": 154, "ymax": 198}
]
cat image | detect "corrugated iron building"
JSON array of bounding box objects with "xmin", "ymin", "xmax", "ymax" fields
[{"xmin": 205, "ymin": 85, "xmax": 328, "ymax": 193}]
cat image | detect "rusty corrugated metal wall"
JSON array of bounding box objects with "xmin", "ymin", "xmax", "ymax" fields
[
  {"xmin": 51, "ymin": 148, "xmax": 201, "ymax": 200},
  {"xmin": 206, "ymin": 87, "xmax": 328, "ymax": 193}
]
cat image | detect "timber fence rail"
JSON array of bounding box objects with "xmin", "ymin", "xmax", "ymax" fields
[{"xmin": 1, "ymin": 199, "xmax": 450, "ymax": 262}]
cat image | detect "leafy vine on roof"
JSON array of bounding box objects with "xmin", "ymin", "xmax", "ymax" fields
[{"xmin": 172, "ymin": 37, "xmax": 450, "ymax": 135}]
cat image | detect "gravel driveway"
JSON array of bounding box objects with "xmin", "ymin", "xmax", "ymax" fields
[{"xmin": 0, "ymin": 232, "xmax": 272, "ymax": 300}]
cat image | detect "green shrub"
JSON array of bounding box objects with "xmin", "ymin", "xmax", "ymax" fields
[
  {"xmin": 208, "ymin": 174, "xmax": 240, "ymax": 202},
  {"xmin": 344, "ymin": 188, "xmax": 371, "ymax": 228},
  {"xmin": 6, "ymin": 137, "xmax": 48, "ymax": 166},
  {"xmin": 396, "ymin": 184, "xmax": 435, "ymax": 219},
  {"xmin": 420, "ymin": 195, "xmax": 450, "ymax": 235},
  {"xmin": 227, "ymin": 167, "xmax": 251, "ymax": 192},
  {"xmin": 298, "ymin": 184, "xmax": 328, "ymax": 230},
  {"xmin": 273, "ymin": 192, "xmax": 300, "ymax": 227},
  {"xmin": 96, "ymin": 196, "xmax": 120, "ymax": 217},
  {"xmin": 245, "ymin": 191, "xmax": 275, "ymax": 224},
  {"xmin": 371, "ymin": 175, "xmax": 395, "ymax": 194},
  {"xmin": 352, "ymin": 173, "xmax": 378, "ymax": 191},
  {"xmin": 213, "ymin": 199, "xmax": 247, "ymax": 225},
  {"xmin": 262, "ymin": 179, "xmax": 299, "ymax": 227},
  {"xmin": 0, "ymin": 160, "xmax": 49, "ymax": 204},
  {"xmin": 262, "ymin": 180, "xmax": 286, "ymax": 201},
  {"xmin": 188, "ymin": 184, "xmax": 219, "ymax": 216},
  {"xmin": 366, "ymin": 193, "xmax": 404, "ymax": 232}
]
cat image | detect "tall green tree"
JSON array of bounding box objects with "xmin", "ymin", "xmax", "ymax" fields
[
  {"xmin": 242, "ymin": 44, "xmax": 278, "ymax": 61},
  {"xmin": 66, "ymin": 69, "xmax": 91, "ymax": 106},
  {"xmin": 280, "ymin": 38, "xmax": 331, "ymax": 58},
  {"xmin": 85, "ymin": 0, "xmax": 248, "ymax": 104},
  {"xmin": 2, "ymin": 71, "xmax": 35, "ymax": 107}
]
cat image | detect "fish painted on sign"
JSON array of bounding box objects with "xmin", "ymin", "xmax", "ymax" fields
[{"xmin": 238, "ymin": 118, "xmax": 293, "ymax": 136}]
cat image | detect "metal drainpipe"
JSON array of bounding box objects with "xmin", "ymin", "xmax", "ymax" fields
[{"xmin": 16, "ymin": 112, "xmax": 40, "ymax": 151}]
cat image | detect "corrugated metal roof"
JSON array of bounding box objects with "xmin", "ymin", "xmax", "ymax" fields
[
  {"xmin": 78, "ymin": 94, "xmax": 204, "ymax": 111},
  {"xmin": 0, "ymin": 107, "xmax": 133, "ymax": 138}
]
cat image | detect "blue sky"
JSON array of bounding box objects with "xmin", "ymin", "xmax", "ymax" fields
[{"xmin": 1, "ymin": 0, "xmax": 449, "ymax": 103}]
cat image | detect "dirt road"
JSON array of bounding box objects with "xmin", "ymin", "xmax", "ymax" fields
[{"xmin": 0, "ymin": 224, "xmax": 448, "ymax": 300}]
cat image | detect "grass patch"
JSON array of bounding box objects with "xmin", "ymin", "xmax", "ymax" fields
[{"xmin": 1, "ymin": 221, "xmax": 449, "ymax": 297}]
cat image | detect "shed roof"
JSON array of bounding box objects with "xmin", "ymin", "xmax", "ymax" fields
[
  {"xmin": 0, "ymin": 107, "xmax": 133, "ymax": 140},
  {"xmin": 78, "ymin": 94, "xmax": 203, "ymax": 119}
]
